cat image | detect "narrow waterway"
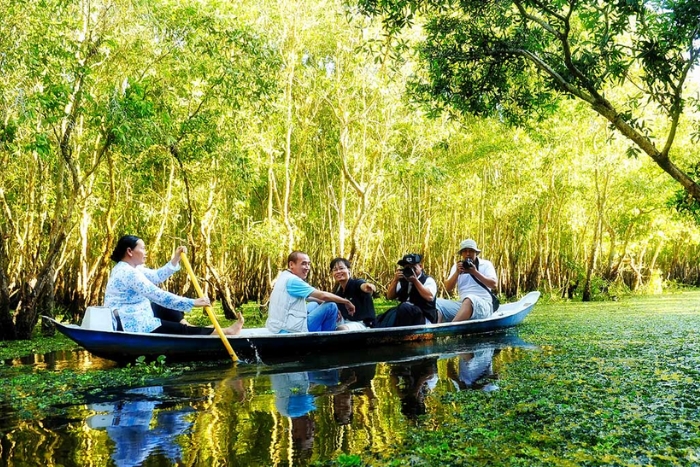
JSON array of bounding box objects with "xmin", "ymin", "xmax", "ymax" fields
[{"xmin": 1, "ymin": 333, "xmax": 535, "ymax": 466}]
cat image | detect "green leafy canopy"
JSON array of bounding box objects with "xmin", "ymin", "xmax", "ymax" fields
[{"xmin": 357, "ymin": 0, "xmax": 700, "ymax": 210}]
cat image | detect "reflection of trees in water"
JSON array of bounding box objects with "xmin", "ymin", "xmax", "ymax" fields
[
  {"xmin": 7, "ymin": 344, "xmax": 524, "ymax": 466},
  {"xmin": 149, "ymin": 351, "xmax": 506, "ymax": 465}
]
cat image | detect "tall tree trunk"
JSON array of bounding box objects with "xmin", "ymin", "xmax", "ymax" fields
[
  {"xmin": 88, "ymin": 148, "xmax": 118, "ymax": 307},
  {"xmin": 582, "ymin": 158, "xmax": 608, "ymax": 301},
  {"xmin": 153, "ymin": 161, "xmax": 175, "ymax": 254},
  {"xmin": 201, "ymin": 180, "xmax": 237, "ymax": 320},
  {"xmin": 15, "ymin": 232, "xmax": 65, "ymax": 339},
  {"xmin": 581, "ymin": 225, "xmax": 599, "ymax": 302},
  {"xmin": 0, "ymin": 233, "xmax": 15, "ymax": 340},
  {"xmin": 283, "ymin": 54, "xmax": 296, "ymax": 251},
  {"xmin": 648, "ymin": 240, "xmax": 663, "ymax": 274}
]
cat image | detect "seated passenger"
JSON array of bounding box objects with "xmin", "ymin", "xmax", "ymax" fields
[
  {"xmin": 104, "ymin": 235, "xmax": 243, "ymax": 335},
  {"xmin": 266, "ymin": 251, "xmax": 355, "ymax": 333},
  {"xmin": 436, "ymin": 239, "xmax": 498, "ymax": 322},
  {"xmin": 329, "ymin": 258, "xmax": 377, "ymax": 330},
  {"xmin": 382, "ymin": 253, "xmax": 437, "ymax": 327}
]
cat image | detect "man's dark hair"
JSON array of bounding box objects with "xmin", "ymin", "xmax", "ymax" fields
[
  {"xmin": 110, "ymin": 235, "xmax": 141, "ymax": 262},
  {"xmin": 329, "ymin": 257, "xmax": 351, "ymax": 271},
  {"xmin": 287, "ymin": 251, "xmax": 307, "ymax": 266}
]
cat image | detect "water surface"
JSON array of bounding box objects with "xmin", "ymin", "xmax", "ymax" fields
[{"xmin": 0, "ymin": 333, "xmax": 535, "ymax": 466}]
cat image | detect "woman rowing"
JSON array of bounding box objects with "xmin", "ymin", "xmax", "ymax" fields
[{"xmin": 104, "ymin": 235, "xmax": 243, "ymax": 336}]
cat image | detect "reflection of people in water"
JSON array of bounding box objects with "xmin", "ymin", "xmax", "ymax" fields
[
  {"xmin": 291, "ymin": 413, "xmax": 315, "ymax": 460},
  {"xmin": 447, "ymin": 347, "xmax": 499, "ymax": 391},
  {"xmin": 86, "ymin": 386, "xmax": 192, "ymax": 467},
  {"xmin": 389, "ymin": 357, "xmax": 439, "ymax": 419},
  {"xmin": 270, "ymin": 370, "xmax": 336, "ymax": 461},
  {"xmin": 271, "ymin": 367, "xmax": 367, "ymax": 459},
  {"xmin": 332, "ymin": 364, "xmax": 377, "ymax": 426},
  {"xmin": 271, "ymin": 371, "xmax": 334, "ymax": 420}
]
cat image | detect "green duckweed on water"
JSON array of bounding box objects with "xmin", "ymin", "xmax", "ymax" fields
[
  {"xmin": 0, "ymin": 356, "xmax": 194, "ymax": 419},
  {"xmin": 327, "ymin": 292, "xmax": 700, "ymax": 467},
  {"xmin": 1, "ymin": 292, "xmax": 700, "ymax": 466},
  {"xmin": 0, "ymin": 333, "xmax": 79, "ymax": 361}
]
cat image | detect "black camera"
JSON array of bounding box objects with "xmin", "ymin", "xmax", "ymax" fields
[
  {"xmin": 401, "ymin": 266, "xmax": 415, "ymax": 278},
  {"xmin": 461, "ymin": 259, "xmax": 475, "ymax": 271}
]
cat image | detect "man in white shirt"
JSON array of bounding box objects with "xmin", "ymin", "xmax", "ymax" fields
[
  {"xmin": 436, "ymin": 239, "xmax": 498, "ymax": 322},
  {"xmin": 266, "ymin": 251, "xmax": 356, "ymax": 333}
]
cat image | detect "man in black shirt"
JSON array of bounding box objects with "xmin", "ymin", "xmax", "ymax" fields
[{"xmin": 385, "ymin": 253, "xmax": 438, "ymax": 326}]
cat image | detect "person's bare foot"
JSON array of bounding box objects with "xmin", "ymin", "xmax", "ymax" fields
[
  {"xmin": 222, "ymin": 312, "xmax": 244, "ymax": 336},
  {"xmin": 180, "ymin": 318, "xmax": 193, "ymax": 326}
]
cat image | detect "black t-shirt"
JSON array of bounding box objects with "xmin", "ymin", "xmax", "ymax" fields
[{"xmin": 334, "ymin": 278, "xmax": 376, "ymax": 324}]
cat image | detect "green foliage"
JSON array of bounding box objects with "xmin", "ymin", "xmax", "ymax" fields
[
  {"xmin": 183, "ymin": 301, "xmax": 266, "ymax": 328},
  {"xmin": 317, "ymin": 454, "xmax": 363, "ymax": 467},
  {"xmin": 0, "ymin": 334, "xmax": 78, "ymax": 361},
  {"xmin": 670, "ymin": 163, "xmax": 700, "ymax": 223},
  {"xmin": 0, "ymin": 358, "xmax": 184, "ymax": 419},
  {"xmin": 349, "ymin": 292, "xmax": 700, "ymax": 466},
  {"xmin": 127, "ymin": 355, "xmax": 169, "ymax": 375},
  {"xmin": 358, "ymin": 0, "xmax": 700, "ymax": 205}
]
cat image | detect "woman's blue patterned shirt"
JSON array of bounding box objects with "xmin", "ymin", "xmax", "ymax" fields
[{"xmin": 104, "ymin": 261, "xmax": 194, "ymax": 333}]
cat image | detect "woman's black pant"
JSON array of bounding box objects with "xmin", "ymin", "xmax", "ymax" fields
[
  {"xmin": 150, "ymin": 303, "xmax": 212, "ymax": 335},
  {"xmin": 151, "ymin": 302, "xmax": 185, "ymax": 323}
]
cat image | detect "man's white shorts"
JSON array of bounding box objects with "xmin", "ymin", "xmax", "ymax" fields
[{"xmin": 436, "ymin": 295, "xmax": 493, "ymax": 322}]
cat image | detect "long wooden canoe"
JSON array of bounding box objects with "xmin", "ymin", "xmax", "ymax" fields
[{"xmin": 45, "ymin": 291, "xmax": 540, "ymax": 363}]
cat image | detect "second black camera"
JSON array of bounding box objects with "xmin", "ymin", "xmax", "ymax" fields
[{"xmin": 402, "ymin": 266, "xmax": 415, "ymax": 278}]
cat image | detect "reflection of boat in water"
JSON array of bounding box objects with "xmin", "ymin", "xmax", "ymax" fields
[
  {"xmin": 174, "ymin": 331, "xmax": 535, "ymax": 392},
  {"xmin": 86, "ymin": 386, "xmax": 192, "ymax": 467},
  {"xmin": 81, "ymin": 336, "xmax": 533, "ymax": 466},
  {"xmin": 45, "ymin": 292, "xmax": 540, "ymax": 363},
  {"xmin": 256, "ymin": 331, "xmax": 535, "ymax": 372}
]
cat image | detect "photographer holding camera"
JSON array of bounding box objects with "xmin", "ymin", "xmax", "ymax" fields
[
  {"xmin": 436, "ymin": 239, "xmax": 498, "ymax": 322},
  {"xmin": 383, "ymin": 253, "xmax": 438, "ymax": 326}
]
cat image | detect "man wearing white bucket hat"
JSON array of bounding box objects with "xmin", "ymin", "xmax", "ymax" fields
[{"xmin": 436, "ymin": 239, "xmax": 498, "ymax": 322}]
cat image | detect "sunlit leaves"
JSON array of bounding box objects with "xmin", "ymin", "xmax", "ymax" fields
[
  {"xmin": 27, "ymin": 133, "xmax": 52, "ymax": 159},
  {"xmin": 1, "ymin": 0, "xmax": 699, "ymax": 339},
  {"xmin": 358, "ymin": 0, "xmax": 700, "ymax": 206}
]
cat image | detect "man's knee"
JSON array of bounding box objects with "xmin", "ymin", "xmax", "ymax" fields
[
  {"xmin": 323, "ymin": 302, "xmax": 338, "ymax": 315},
  {"xmin": 454, "ymin": 298, "xmax": 474, "ymax": 322},
  {"xmin": 395, "ymin": 302, "xmax": 424, "ymax": 326},
  {"xmin": 461, "ymin": 298, "xmax": 473, "ymax": 311}
]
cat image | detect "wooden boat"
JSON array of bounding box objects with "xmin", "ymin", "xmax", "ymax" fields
[{"xmin": 45, "ymin": 291, "xmax": 540, "ymax": 363}]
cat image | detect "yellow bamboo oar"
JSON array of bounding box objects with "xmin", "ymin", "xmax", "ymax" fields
[{"xmin": 179, "ymin": 252, "xmax": 238, "ymax": 363}]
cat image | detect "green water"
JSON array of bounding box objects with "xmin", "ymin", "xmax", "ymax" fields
[
  {"xmin": 395, "ymin": 292, "xmax": 700, "ymax": 467},
  {"xmin": 1, "ymin": 291, "xmax": 699, "ymax": 466}
]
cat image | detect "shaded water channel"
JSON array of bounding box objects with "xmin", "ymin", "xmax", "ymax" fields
[{"xmin": 1, "ymin": 333, "xmax": 536, "ymax": 466}]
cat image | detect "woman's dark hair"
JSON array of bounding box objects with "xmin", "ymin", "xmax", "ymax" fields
[
  {"xmin": 111, "ymin": 235, "xmax": 141, "ymax": 262},
  {"xmin": 329, "ymin": 257, "xmax": 352, "ymax": 271}
]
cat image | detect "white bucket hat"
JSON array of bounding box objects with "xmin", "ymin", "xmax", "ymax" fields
[{"xmin": 458, "ymin": 239, "xmax": 481, "ymax": 254}]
